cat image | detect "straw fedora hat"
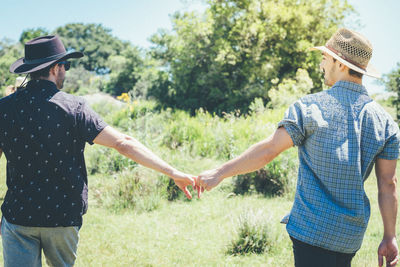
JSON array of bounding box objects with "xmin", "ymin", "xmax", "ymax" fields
[
  {"xmin": 310, "ymin": 28, "xmax": 380, "ymax": 78},
  {"xmin": 10, "ymin": 35, "xmax": 83, "ymax": 74}
]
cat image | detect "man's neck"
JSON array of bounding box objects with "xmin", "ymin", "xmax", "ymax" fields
[
  {"xmin": 35, "ymin": 76, "xmax": 56, "ymax": 84},
  {"xmin": 335, "ymin": 73, "xmax": 363, "ymax": 85},
  {"xmin": 33, "ymin": 76, "xmax": 58, "ymax": 89}
]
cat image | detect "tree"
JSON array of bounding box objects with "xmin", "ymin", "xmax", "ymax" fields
[
  {"xmin": 19, "ymin": 28, "xmax": 49, "ymax": 44},
  {"xmin": 104, "ymin": 46, "xmax": 145, "ymax": 96},
  {"xmin": 53, "ymin": 23, "xmax": 127, "ymax": 74},
  {"xmin": 150, "ymin": 0, "xmax": 354, "ymax": 114},
  {"xmin": 384, "ymin": 62, "xmax": 400, "ymax": 120},
  {"xmin": 0, "ymin": 39, "xmax": 23, "ymax": 95}
]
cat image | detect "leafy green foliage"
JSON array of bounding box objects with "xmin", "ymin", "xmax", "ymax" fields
[
  {"xmin": 104, "ymin": 47, "xmax": 145, "ymax": 96},
  {"xmin": 19, "ymin": 27, "xmax": 49, "ymax": 44},
  {"xmin": 267, "ymin": 68, "xmax": 313, "ymax": 108},
  {"xmin": 384, "ymin": 62, "xmax": 400, "ymax": 120},
  {"xmin": 0, "ymin": 39, "xmax": 23, "ymax": 95},
  {"xmin": 63, "ymin": 65, "xmax": 102, "ymax": 94},
  {"xmin": 52, "ymin": 23, "xmax": 156, "ymax": 96},
  {"xmin": 90, "ymin": 170, "xmax": 165, "ymax": 213},
  {"xmin": 53, "ymin": 23, "xmax": 128, "ymax": 74},
  {"xmin": 228, "ymin": 209, "xmax": 273, "ymax": 255},
  {"xmin": 233, "ymin": 150, "xmax": 297, "ymax": 196},
  {"xmin": 86, "ymin": 146, "xmax": 138, "ymax": 175},
  {"xmin": 86, "ymin": 97, "xmax": 297, "ymax": 211},
  {"xmin": 150, "ymin": 0, "xmax": 354, "ymax": 114},
  {"xmin": 110, "ymin": 171, "xmax": 164, "ymax": 212}
]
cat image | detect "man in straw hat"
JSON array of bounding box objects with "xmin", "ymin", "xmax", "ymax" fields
[
  {"xmin": 0, "ymin": 35, "xmax": 196, "ymax": 266},
  {"xmin": 196, "ymin": 28, "xmax": 400, "ymax": 266}
]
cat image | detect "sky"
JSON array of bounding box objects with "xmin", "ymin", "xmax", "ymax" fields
[{"xmin": 0, "ymin": 0, "xmax": 399, "ymax": 94}]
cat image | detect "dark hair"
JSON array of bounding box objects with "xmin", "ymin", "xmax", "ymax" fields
[
  {"xmin": 332, "ymin": 58, "xmax": 363, "ymax": 78},
  {"xmin": 30, "ymin": 65, "xmax": 52, "ymax": 80},
  {"xmin": 348, "ymin": 68, "xmax": 363, "ymax": 78}
]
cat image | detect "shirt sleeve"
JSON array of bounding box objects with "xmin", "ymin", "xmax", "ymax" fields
[
  {"xmin": 76, "ymin": 100, "xmax": 108, "ymax": 145},
  {"xmin": 377, "ymin": 120, "xmax": 400, "ymax": 160},
  {"xmin": 277, "ymin": 101, "xmax": 306, "ymax": 146}
]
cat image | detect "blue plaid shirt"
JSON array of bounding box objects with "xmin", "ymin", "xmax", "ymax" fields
[{"xmin": 278, "ymin": 81, "xmax": 400, "ymax": 253}]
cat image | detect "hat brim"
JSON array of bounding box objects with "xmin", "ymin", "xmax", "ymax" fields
[
  {"xmin": 10, "ymin": 51, "xmax": 84, "ymax": 74},
  {"xmin": 310, "ymin": 46, "xmax": 381, "ymax": 79}
]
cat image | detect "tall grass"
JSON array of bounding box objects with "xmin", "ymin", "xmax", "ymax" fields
[
  {"xmin": 0, "ymin": 96, "xmax": 397, "ymax": 266},
  {"xmin": 85, "ymin": 99, "xmax": 296, "ymax": 210},
  {"xmin": 228, "ymin": 209, "xmax": 273, "ymax": 255}
]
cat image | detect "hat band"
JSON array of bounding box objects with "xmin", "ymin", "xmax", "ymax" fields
[
  {"xmin": 24, "ymin": 51, "xmax": 67, "ymax": 65},
  {"xmin": 326, "ymin": 46, "xmax": 367, "ymax": 71}
]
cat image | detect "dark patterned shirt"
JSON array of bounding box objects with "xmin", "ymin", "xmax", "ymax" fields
[{"xmin": 0, "ymin": 79, "xmax": 107, "ymax": 227}]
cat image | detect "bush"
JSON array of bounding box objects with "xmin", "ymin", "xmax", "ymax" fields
[
  {"xmin": 161, "ymin": 106, "xmax": 287, "ymax": 160},
  {"xmin": 63, "ymin": 65, "xmax": 101, "ymax": 95},
  {"xmin": 85, "ymin": 146, "xmax": 138, "ymax": 175},
  {"xmin": 233, "ymin": 150, "xmax": 297, "ymax": 197},
  {"xmin": 91, "ymin": 170, "xmax": 165, "ymax": 213},
  {"xmin": 232, "ymin": 174, "xmax": 253, "ymax": 195},
  {"xmin": 228, "ymin": 209, "xmax": 273, "ymax": 255},
  {"xmin": 84, "ymin": 98, "xmax": 296, "ymax": 210},
  {"xmin": 111, "ymin": 171, "xmax": 163, "ymax": 212}
]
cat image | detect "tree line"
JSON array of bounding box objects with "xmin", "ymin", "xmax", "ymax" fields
[{"xmin": 1, "ymin": 0, "xmax": 398, "ymax": 115}]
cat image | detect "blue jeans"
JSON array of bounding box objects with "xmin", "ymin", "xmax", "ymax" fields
[{"xmin": 1, "ymin": 217, "xmax": 79, "ymax": 267}]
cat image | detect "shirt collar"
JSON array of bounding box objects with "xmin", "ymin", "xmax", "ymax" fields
[
  {"xmin": 331, "ymin": 80, "xmax": 369, "ymax": 95},
  {"xmin": 27, "ymin": 79, "xmax": 58, "ymax": 91}
]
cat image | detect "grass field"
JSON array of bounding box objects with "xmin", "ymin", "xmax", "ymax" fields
[
  {"xmin": 0, "ymin": 97, "xmax": 397, "ymax": 266},
  {"xmin": 0, "ymin": 154, "xmax": 398, "ymax": 267}
]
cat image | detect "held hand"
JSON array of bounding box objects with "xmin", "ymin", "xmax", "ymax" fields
[
  {"xmin": 171, "ymin": 171, "xmax": 196, "ymax": 200},
  {"xmin": 378, "ymin": 237, "xmax": 399, "ymax": 267},
  {"xmin": 193, "ymin": 177, "xmax": 205, "ymax": 199},
  {"xmin": 197, "ymin": 169, "xmax": 223, "ymax": 192}
]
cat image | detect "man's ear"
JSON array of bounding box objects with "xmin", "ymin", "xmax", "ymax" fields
[
  {"xmin": 49, "ymin": 64, "xmax": 58, "ymax": 76},
  {"xmin": 338, "ymin": 62, "xmax": 347, "ymax": 72}
]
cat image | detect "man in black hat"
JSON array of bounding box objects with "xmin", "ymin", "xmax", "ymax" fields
[{"xmin": 0, "ymin": 35, "xmax": 196, "ymax": 266}]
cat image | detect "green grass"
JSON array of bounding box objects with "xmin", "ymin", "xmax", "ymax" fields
[
  {"xmin": 0, "ymin": 99, "xmax": 397, "ymax": 266},
  {"xmin": 0, "ymin": 154, "xmax": 396, "ymax": 266},
  {"xmin": 81, "ymin": 168, "xmax": 399, "ymax": 267}
]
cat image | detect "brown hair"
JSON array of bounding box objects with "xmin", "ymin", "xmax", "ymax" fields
[
  {"xmin": 30, "ymin": 65, "xmax": 53, "ymax": 80},
  {"xmin": 332, "ymin": 58, "xmax": 363, "ymax": 78}
]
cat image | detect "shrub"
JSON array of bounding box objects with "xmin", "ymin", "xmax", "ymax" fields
[
  {"xmin": 164, "ymin": 176, "xmax": 198, "ymax": 201},
  {"xmin": 232, "ymin": 174, "xmax": 253, "ymax": 195},
  {"xmin": 85, "ymin": 146, "xmax": 138, "ymax": 175},
  {"xmin": 228, "ymin": 209, "xmax": 273, "ymax": 255},
  {"xmin": 95, "ymin": 170, "xmax": 165, "ymax": 213},
  {"xmin": 233, "ymin": 150, "xmax": 297, "ymax": 197}
]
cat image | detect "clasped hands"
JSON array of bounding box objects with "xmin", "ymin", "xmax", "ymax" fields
[{"xmin": 170, "ymin": 168, "xmax": 223, "ymax": 199}]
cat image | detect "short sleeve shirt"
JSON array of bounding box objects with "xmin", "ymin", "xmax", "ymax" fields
[
  {"xmin": 0, "ymin": 80, "xmax": 108, "ymax": 227},
  {"xmin": 278, "ymin": 81, "xmax": 400, "ymax": 253}
]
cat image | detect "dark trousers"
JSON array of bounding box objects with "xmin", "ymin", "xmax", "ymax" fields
[{"xmin": 290, "ymin": 236, "xmax": 356, "ymax": 267}]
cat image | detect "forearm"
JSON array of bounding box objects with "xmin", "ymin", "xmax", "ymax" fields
[
  {"xmin": 216, "ymin": 138, "xmax": 278, "ymax": 180},
  {"xmin": 378, "ymin": 179, "xmax": 398, "ymax": 238},
  {"xmin": 116, "ymin": 135, "xmax": 178, "ymax": 178}
]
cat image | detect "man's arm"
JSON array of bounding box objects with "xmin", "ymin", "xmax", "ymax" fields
[
  {"xmin": 376, "ymin": 158, "xmax": 399, "ymax": 267},
  {"xmin": 197, "ymin": 127, "xmax": 293, "ymax": 191},
  {"xmin": 93, "ymin": 126, "xmax": 195, "ymax": 199}
]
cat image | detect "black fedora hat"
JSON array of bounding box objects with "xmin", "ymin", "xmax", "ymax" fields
[{"xmin": 10, "ymin": 35, "xmax": 84, "ymax": 74}]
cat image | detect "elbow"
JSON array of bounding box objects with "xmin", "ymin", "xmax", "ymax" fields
[{"xmin": 262, "ymin": 147, "xmax": 280, "ymax": 165}]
